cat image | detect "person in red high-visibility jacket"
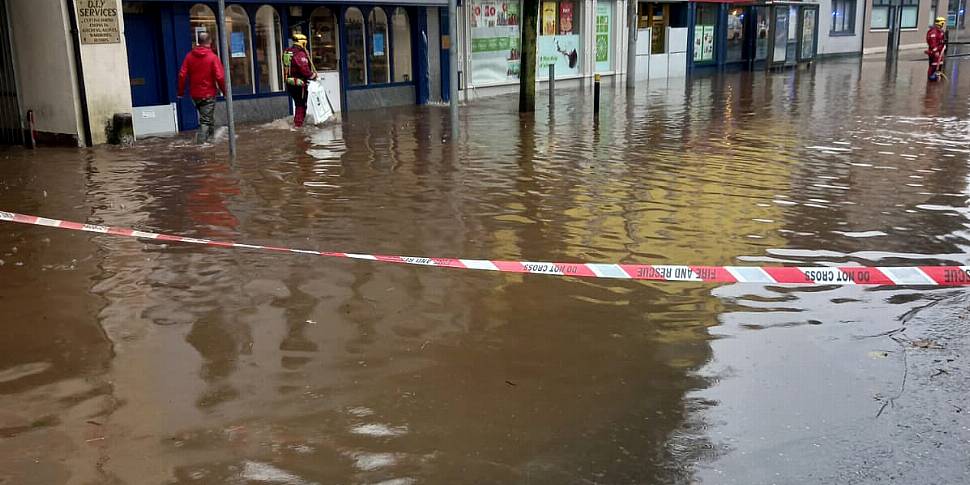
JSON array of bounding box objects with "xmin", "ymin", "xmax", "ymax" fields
[
  {"xmin": 178, "ymin": 32, "xmax": 226, "ymax": 143},
  {"xmin": 282, "ymin": 33, "xmax": 317, "ymax": 128},
  {"xmin": 926, "ymin": 17, "xmax": 947, "ymax": 81}
]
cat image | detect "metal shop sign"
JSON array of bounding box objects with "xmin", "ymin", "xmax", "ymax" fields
[{"xmin": 76, "ymin": 0, "xmax": 120, "ymax": 44}]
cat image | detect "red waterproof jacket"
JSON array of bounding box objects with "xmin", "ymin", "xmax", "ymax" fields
[
  {"xmin": 926, "ymin": 26, "xmax": 946, "ymax": 61},
  {"xmin": 178, "ymin": 46, "xmax": 227, "ymax": 100}
]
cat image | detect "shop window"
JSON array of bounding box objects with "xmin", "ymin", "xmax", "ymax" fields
[
  {"xmin": 392, "ymin": 8, "xmax": 412, "ymax": 82},
  {"xmin": 831, "ymin": 0, "xmax": 855, "ymax": 34},
  {"xmin": 594, "ymin": 0, "xmax": 613, "ymax": 72},
  {"xmin": 539, "ymin": 0, "xmax": 581, "ymax": 77},
  {"xmin": 871, "ymin": 0, "xmax": 891, "ymax": 29},
  {"xmin": 754, "ymin": 6, "xmax": 769, "ymax": 61},
  {"xmin": 255, "ymin": 6, "xmax": 282, "ymax": 93},
  {"xmin": 346, "ymin": 8, "xmax": 367, "ymax": 86},
  {"xmin": 901, "ymin": 0, "xmax": 920, "ymax": 28},
  {"xmin": 872, "ymin": 0, "xmax": 919, "ymax": 29},
  {"xmin": 224, "ymin": 5, "xmax": 254, "ymax": 94},
  {"xmin": 469, "ymin": 0, "xmax": 521, "ymax": 85},
  {"xmin": 801, "ymin": 8, "xmax": 817, "ymax": 59},
  {"xmin": 369, "ymin": 7, "xmax": 390, "ymax": 84},
  {"xmin": 948, "ymin": 0, "xmax": 966, "ymax": 29},
  {"xmin": 693, "ymin": 4, "xmax": 717, "ymax": 62},
  {"xmin": 639, "ymin": 3, "xmax": 669, "ymax": 54},
  {"xmin": 310, "ymin": 7, "xmax": 339, "ymax": 71},
  {"xmin": 773, "ymin": 7, "xmax": 789, "ymax": 62},
  {"xmin": 190, "ymin": 4, "xmax": 219, "ymax": 56},
  {"xmin": 869, "ymin": 0, "xmax": 919, "ymax": 30},
  {"xmin": 726, "ymin": 7, "xmax": 744, "ymax": 62}
]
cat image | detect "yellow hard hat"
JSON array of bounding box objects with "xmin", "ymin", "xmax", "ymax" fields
[
  {"xmin": 935, "ymin": 16, "xmax": 946, "ymax": 26},
  {"xmin": 292, "ymin": 32, "xmax": 308, "ymax": 48}
]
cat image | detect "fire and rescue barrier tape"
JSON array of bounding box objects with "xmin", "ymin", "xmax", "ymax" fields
[{"xmin": 3, "ymin": 210, "xmax": 970, "ymax": 286}]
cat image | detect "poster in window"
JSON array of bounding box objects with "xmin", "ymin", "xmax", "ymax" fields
[
  {"xmin": 470, "ymin": 0, "xmax": 521, "ymax": 84},
  {"xmin": 476, "ymin": 0, "xmax": 499, "ymax": 27},
  {"xmin": 693, "ymin": 25, "xmax": 714, "ymax": 62},
  {"xmin": 230, "ymin": 32, "xmax": 246, "ymax": 58},
  {"xmin": 595, "ymin": 2, "xmax": 612, "ymax": 71},
  {"xmin": 538, "ymin": 34, "xmax": 580, "ymax": 76},
  {"xmin": 373, "ymin": 32, "xmax": 385, "ymax": 56},
  {"xmin": 693, "ymin": 26, "xmax": 704, "ymax": 61},
  {"xmin": 702, "ymin": 26, "xmax": 715, "ymax": 61},
  {"xmin": 542, "ymin": 2, "xmax": 557, "ymax": 35},
  {"xmin": 559, "ymin": 1, "xmax": 574, "ymax": 34}
]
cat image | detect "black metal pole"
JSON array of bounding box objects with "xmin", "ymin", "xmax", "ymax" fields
[
  {"xmin": 886, "ymin": 0, "xmax": 902, "ymax": 62},
  {"xmin": 217, "ymin": 0, "xmax": 236, "ymax": 158},
  {"xmin": 593, "ymin": 73, "xmax": 600, "ymax": 121},
  {"xmin": 548, "ymin": 64, "xmax": 554, "ymax": 107}
]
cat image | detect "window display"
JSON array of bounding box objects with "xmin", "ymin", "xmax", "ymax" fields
[
  {"xmin": 726, "ymin": 7, "xmax": 744, "ymax": 62},
  {"xmin": 346, "ymin": 8, "xmax": 366, "ymax": 86},
  {"xmin": 309, "ymin": 7, "xmax": 339, "ymax": 71},
  {"xmin": 693, "ymin": 5, "xmax": 716, "ymax": 62},
  {"xmin": 538, "ymin": 0, "xmax": 581, "ymax": 78},
  {"xmin": 801, "ymin": 8, "xmax": 816, "ymax": 59},
  {"xmin": 469, "ymin": 0, "xmax": 521, "ymax": 85},
  {"xmin": 595, "ymin": 1, "xmax": 612, "ymax": 72},
  {"xmin": 225, "ymin": 6, "xmax": 254, "ymax": 94}
]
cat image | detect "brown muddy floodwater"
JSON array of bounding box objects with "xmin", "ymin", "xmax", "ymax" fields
[{"xmin": 2, "ymin": 57, "xmax": 970, "ymax": 484}]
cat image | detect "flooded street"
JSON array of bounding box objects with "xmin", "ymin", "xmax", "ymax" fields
[{"xmin": 2, "ymin": 56, "xmax": 970, "ymax": 484}]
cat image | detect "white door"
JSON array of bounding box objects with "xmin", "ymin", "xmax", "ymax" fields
[{"xmin": 309, "ymin": 7, "xmax": 342, "ymax": 113}]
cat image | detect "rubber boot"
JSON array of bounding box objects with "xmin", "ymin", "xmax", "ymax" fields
[{"xmin": 196, "ymin": 125, "xmax": 210, "ymax": 144}]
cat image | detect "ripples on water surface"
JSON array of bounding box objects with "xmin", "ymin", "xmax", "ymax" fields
[{"xmin": 1, "ymin": 58, "xmax": 969, "ymax": 484}]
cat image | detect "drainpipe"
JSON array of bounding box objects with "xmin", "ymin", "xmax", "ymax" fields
[{"xmin": 65, "ymin": 0, "xmax": 93, "ymax": 147}]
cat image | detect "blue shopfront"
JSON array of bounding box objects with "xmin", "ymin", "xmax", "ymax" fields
[
  {"xmin": 122, "ymin": 0, "xmax": 448, "ymax": 133},
  {"xmin": 686, "ymin": 0, "xmax": 818, "ymax": 71}
]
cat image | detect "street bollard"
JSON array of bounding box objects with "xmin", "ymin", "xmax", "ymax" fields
[
  {"xmin": 593, "ymin": 73, "xmax": 601, "ymax": 121},
  {"xmin": 549, "ymin": 64, "xmax": 555, "ymax": 107}
]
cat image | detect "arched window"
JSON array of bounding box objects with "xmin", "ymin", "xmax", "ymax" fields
[
  {"xmin": 190, "ymin": 4, "xmax": 219, "ymax": 56},
  {"xmin": 255, "ymin": 6, "xmax": 282, "ymax": 93},
  {"xmin": 225, "ymin": 5, "xmax": 254, "ymax": 94},
  {"xmin": 368, "ymin": 7, "xmax": 390, "ymax": 84},
  {"xmin": 345, "ymin": 8, "xmax": 366, "ymax": 86},
  {"xmin": 391, "ymin": 8, "xmax": 411, "ymax": 82},
  {"xmin": 309, "ymin": 7, "xmax": 339, "ymax": 71}
]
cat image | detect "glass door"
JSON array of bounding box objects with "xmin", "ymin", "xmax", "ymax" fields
[
  {"xmin": 310, "ymin": 7, "xmax": 342, "ymax": 112},
  {"xmin": 799, "ymin": 7, "xmax": 818, "ymax": 61},
  {"xmin": 772, "ymin": 6, "xmax": 789, "ymax": 64}
]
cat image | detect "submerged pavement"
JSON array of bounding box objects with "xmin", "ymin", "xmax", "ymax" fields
[{"xmin": 1, "ymin": 55, "xmax": 969, "ymax": 484}]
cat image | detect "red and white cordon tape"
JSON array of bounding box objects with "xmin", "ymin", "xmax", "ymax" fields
[{"xmin": 3, "ymin": 210, "xmax": 970, "ymax": 286}]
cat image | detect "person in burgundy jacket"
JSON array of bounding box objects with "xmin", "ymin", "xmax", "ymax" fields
[
  {"xmin": 178, "ymin": 33, "xmax": 226, "ymax": 143},
  {"xmin": 926, "ymin": 17, "xmax": 947, "ymax": 82},
  {"xmin": 282, "ymin": 33, "xmax": 317, "ymax": 127}
]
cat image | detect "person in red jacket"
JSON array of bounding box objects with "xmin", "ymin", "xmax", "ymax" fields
[
  {"xmin": 926, "ymin": 17, "xmax": 947, "ymax": 81},
  {"xmin": 282, "ymin": 33, "xmax": 317, "ymax": 128},
  {"xmin": 178, "ymin": 33, "xmax": 227, "ymax": 143}
]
